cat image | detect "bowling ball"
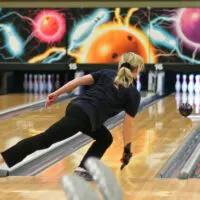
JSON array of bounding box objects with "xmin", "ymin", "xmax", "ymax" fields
[
  {"xmin": 85, "ymin": 29, "xmax": 148, "ymax": 63},
  {"xmin": 179, "ymin": 103, "xmax": 193, "ymax": 117}
]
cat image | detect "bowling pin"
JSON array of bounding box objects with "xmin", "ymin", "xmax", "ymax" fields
[
  {"xmin": 136, "ymin": 74, "xmax": 141, "ymax": 92},
  {"xmin": 194, "ymin": 75, "xmax": 200, "ymax": 94},
  {"xmin": 51, "ymin": 73, "xmax": 55, "ymax": 92},
  {"xmin": 182, "ymin": 74, "xmax": 187, "ymax": 93},
  {"xmin": 69, "ymin": 10, "xmax": 108, "ymax": 50},
  {"xmin": 23, "ymin": 73, "xmax": 28, "ymax": 93},
  {"xmin": 55, "ymin": 74, "xmax": 61, "ymax": 90},
  {"xmin": 175, "ymin": 74, "xmax": 181, "ymax": 93},
  {"xmin": 152, "ymin": 72, "xmax": 157, "ymax": 93},
  {"xmin": 28, "ymin": 74, "xmax": 33, "ymax": 93},
  {"xmin": 157, "ymin": 72, "xmax": 165, "ymax": 95},
  {"xmin": 188, "ymin": 74, "xmax": 194, "ymax": 93},
  {"xmin": 39, "ymin": 74, "xmax": 44, "ymax": 93},
  {"xmin": 33, "ymin": 74, "xmax": 39, "ymax": 93},
  {"xmin": 43, "ymin": 74, "xmax": 47, "ymax": 93},
  {"xmin": 47, "ymin": 74, "xmax": 53, "ymax": 93},
  {"xmin": 148, "ymin": 71, "xmax": 153, "ymax": 92}
]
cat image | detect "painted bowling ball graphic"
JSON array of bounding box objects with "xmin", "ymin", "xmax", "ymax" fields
[
  {"xmin": 180, "ymin": 8, "xmax": 200, "ymax": 44},
  {"xmin": 85, "ymin": 29, "xmax": 148, "ymax": 63},
  {"xmin": 40, "ymin": 15, "xmax": 59, "ymax": 36},
  {"xmin": 179, "ymin": 103, "xmax": 193, "ymax": 117}
]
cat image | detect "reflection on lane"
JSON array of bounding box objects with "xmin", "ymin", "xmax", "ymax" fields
[{"xmin": 0, "ymin": 93, "xmax": 47, "ymax": 111}]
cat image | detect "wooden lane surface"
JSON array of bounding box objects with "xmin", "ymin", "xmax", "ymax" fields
[
  {"xmin": 2, "ymin": 177, "xmax": 200, "ymax": 200},
  {"xmin": 0, "ymin": 177, "xmax": 65, "ymax": 200},
  {"xmin": 0, "ymin": 97, "xmax": 74, "ymax": 153},
  {"xmin": 0, "ymin": 96, "xmax": 74, "ymax": 200},
  {"xmin": 0, "ymin": 93, "xmax": 47, "ymax": 111},
  {"xmin": 36, "ymin": 93, "xmax": 200, "ymax": 199},
  {"xmin": 1, "ymin": 93, "xmax": 200, "ymax": 199}
]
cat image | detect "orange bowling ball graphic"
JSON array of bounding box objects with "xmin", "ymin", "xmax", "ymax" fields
[
  {"xmin": 85, "ymin": 29, "xmax": 148, "ymax": 63},
  {"xmin": 40, "ymin": 15, "xmax": 59, "ymax": 36}
]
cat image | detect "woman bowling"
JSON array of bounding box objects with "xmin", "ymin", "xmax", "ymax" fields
[{"xmin": 0, "ymin": 52, "xmax": 144, "ymax": 181}]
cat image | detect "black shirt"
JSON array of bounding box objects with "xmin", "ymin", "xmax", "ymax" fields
[{"xmin": 71, "ymin": 69, "xmax": 141, "ymax": 131}]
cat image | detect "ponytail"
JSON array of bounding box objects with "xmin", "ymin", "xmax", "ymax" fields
[
  {"xmin": 114, "ymin": 67, "xmax": 133, "ymax": 88},
  {"xmin": 114, "ymin": 52, "xmax": 144, "ymax": 88}
]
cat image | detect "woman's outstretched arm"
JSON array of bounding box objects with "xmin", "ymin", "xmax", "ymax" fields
[
  {"xmin": 45, "ymin": 75, "xmax": 95, "ymax": 108},
  {"xmin": 55, "ymin": 74, "xmax": 95, "ymax": 96}
]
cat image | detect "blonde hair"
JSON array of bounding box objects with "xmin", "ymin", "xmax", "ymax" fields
[{"xmin": 114, "ymin": 52, "xmax": 144, "ymax": 88}]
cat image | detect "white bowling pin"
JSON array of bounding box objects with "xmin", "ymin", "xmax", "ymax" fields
[
  {"xmin": 188, "ymin": 74, "xmax": 194, "ymax": 93},
  {"xmin": 23, "ymin": 73, "xmax": 28, "ymax": 93},
  {"xmin": 55, "ymin": 74, "xmax": 61, "ymax": 90},
  {"xmin": 175, "ymin": 74, "xmax": 181, "ymax": 93},
  {"xmin": 157, "ymin": 72, "xmax": 165, "ymax": 95},
  {"xmin": 136, "ymin": 74, "xmax": 141, "ymax": 92},
  {"xmin": 28, "ymin": 74, "xmax": 33, "ymax": 93},
  {"xmin": 43, "ymin": 74, "xmax": 47, "ymax": 93},
  {"xmin": 51, "ymin": 74, "xmax": 55, "ymax": 92},
  {"xmin": 148, "ymin": 71, "xmax": 153, "ymax": 92},
  {"xmin": 39, "ymin": 74, "xmax": 44, "ymax": 93},
  {"xmin": 69, "ymin": 10, "xmax": 107, "ymax": 50},
  {"xmin": 152, "ymin": 72, "xmax": 157, "ymax": 92},
  {"xmin": 47, "ymin": 74, "xmax": 52, "ymax": 93},
  {"xmin": 182, "ymin": 74, "xmax": 187, "ymax": 93},
  {"xmin": 33, "ymin": 74, "xmax": 39, "ymax": 93}
]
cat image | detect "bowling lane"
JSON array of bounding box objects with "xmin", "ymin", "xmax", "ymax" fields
[
  {"xmin": 0, "ymin": 93, "xmax": 47, "ymax": 112},
  {"xmin": 0, "ymin": 176, "xmax": 66, "ymax": 200},
  {"xmin": 0, "ymin": 97, "xmax": 74, "ymax": 159},
  {"xmin": 1, "ymin": 176, "xmax": 200, "ymax": 200},
  {"xmin": 35, "ymin": 94, "xmax": 198, "ymax": 194},
  {"xmin": 1, "ymin": 93, "xmax": 200, "ymax": 200}
]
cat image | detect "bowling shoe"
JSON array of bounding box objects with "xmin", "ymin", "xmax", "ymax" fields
[{"xmin": 74, "ymin": 167, "xmax": 93, "ymax": 182}]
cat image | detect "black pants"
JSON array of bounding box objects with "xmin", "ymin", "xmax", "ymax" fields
[{"xmin": 1, "ymin": 103, "xmax": 113, "ymax": 168}]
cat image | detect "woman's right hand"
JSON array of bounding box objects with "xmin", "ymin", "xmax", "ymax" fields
[
  {"xmin": 45, "ymin": 92, "xmax": 58, "ymax": 108},
  {"xmin": 120, "ymin": 150, "xmax": 132, "ymax": 170},
  {"xmin": 120, "ymin": 143, "xmax": 132, "ymax": 170}
]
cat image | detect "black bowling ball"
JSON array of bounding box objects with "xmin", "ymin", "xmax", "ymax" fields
[{"xmin": 179, "ymin": 103, "xmax": 193, "ymax": 117}]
